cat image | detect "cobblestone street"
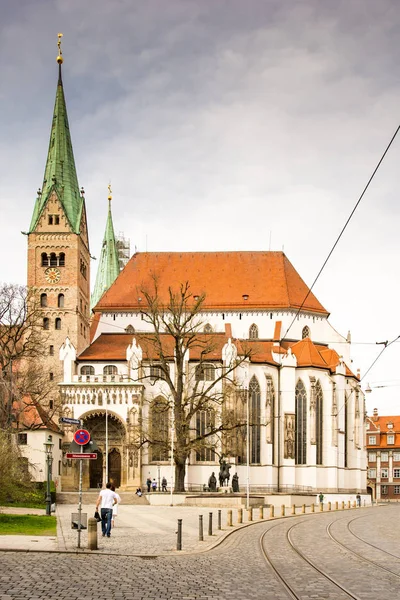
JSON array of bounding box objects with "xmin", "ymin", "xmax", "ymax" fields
[{"xmin": 1, "ymin": 505, "xmax": 400, "ymax": 599}]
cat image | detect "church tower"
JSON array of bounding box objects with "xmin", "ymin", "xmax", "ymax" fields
[
  {"xmin": 27, "ymin": 35, "xmax": 90, "ymax": 380},
  {"xmin": 91, "ymin": 187, "xmax": 120, "ymax": 309}
]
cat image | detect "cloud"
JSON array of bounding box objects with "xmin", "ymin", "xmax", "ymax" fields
[{"xmin": 1, "ymin": 0, "xmax": 400, "ymax": 411}]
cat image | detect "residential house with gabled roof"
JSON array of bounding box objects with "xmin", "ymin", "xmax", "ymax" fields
[{"xmin": 366, "ymin": 408, "xmax": 400, "ymax": 501}]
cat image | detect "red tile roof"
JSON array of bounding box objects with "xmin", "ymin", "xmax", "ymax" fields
[
  {"xmin": 94, "ymin": 251, "xmax": 328, "ymax": 315},
  {"xmin": 78, "ymin": 331, "xmax": 357, "ymax": 377}
]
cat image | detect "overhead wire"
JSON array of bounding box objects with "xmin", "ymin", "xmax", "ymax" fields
[{"xmin": 282, "ymin": 124, "xmax": 400, "ymax": 342}]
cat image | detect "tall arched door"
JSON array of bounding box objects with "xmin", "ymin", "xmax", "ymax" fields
[{"xmin": 108, "ymin": 449, "xmax": 121, "ymax": 487}]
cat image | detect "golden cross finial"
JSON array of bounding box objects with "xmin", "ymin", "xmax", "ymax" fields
[
  {"xmin": 107, "ymin": 183, "xmax": 112, "ymax": 201},
  {"xmin": 57, "ymin": 33, "xmax": 64, "ymax": 64}
]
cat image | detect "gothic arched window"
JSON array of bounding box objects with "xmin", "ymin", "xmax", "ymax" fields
[
  {"xmin": 58, "ymin": 293, "xmax": 64, "ymax": 308},
  {"xmin": 81, "ymin": 365, "xmax": 95, "ymax": 376},
  {"xmin": 196, "ymin": 409, "xmax": 216, "ymax": 462},
  {"xmin": 295, "ymin": 379, "xmax": 307, "ymax": 465},
  {"xmin": 316, "ymin": 380, "xmax": 323, "ymax": 465},
  {"xmin": 40, "ymin": 293, "xmax": 47, "ymax": 308},
  {"xmin": 125, "ymin": 325, "xmax": 135, "ymax": 334},
  {"xmin": 249, "ymin": 376, "xmax": 261, "ymax": 464},
  {"xmin": 103, "ymin": 365, "xmax": 118, "ymax": 376},
  {"xmin": 150, "ymin": 364, "xmax": 169, "ymax": 381},
  {"xmin": 249, "ymin": 324, "xmax": 259, "ymax": 339},
  {"xmin": 41, "ymin": 253, "xmax": 49, "ymax": 267},
  {"xmin": 150, "ymin": 397, "xmax": 169, "ymax": 462},
  {"xmin": 195, "ymin": 363, "xmax": 215, "ymax": 382},
  {"xmin": 203, "ymin": 323, "xmax": 213, "ymax": 334},
  {"xmin": 59, "ymin": 252, "xmax": 65, "ymax": 267},
  {"xmin": 302, "ymin": 326, "xmax": 310, "ymax": 339},
  {"xmin": 55, "ymin": 318, "xmax": 62, "ymax": 330},
  {"xmin": 43, "ymin": 317, "xmax": 49, "ymax": 330}
]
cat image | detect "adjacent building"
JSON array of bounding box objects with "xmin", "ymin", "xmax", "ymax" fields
[{"xmin": 366, "ymin": 408, "xmax": 400, "ymax": 501}]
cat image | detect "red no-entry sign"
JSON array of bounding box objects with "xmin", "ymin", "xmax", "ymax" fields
[{"xmin": 74, "ymin": 429, "xmax": 90, "ymax": 445}]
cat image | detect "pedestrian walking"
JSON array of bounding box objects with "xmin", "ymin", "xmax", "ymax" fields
[
  {"xmin": 152, "ymin": 478, "xmax": 157, "ymax": 492},
  {"xmin": 95, "ymin": 482, "xmax": 117, "ymax": 538},
  {"xmin": 318, "ymin": 492, "xmax": 324, "ymax": 504},
  {"xmin": 356, "ymin": 493, "xmax": 361, "ymax": 507},
  {"xmin": 110, "ymin": 484, "xmax": 121, "ymax": 527},
  {"xmin": 146, "ymin": 477, "xmax": 151, "ymax": 492},
  {"xmin": 161, "ymin": 476, "xmax": 167, "ymax": 492}
]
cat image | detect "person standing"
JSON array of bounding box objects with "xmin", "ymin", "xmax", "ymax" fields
[
  {"xmin": 151, "ymin": 478, "xmax": 157, "ymax": 492},
  {"xmin": 146, "ymin": 477, "xmax": 152, "ymax": 492},
  {"xmin": 110, "ymin": 485, "xmax": 121, "ymax": 528},
  {"xmin": 95, "ymin": 482, "xmax": 117, "ymax": 538},
  {"xmin": 318, "ymin": 492, "xmax": 324, "ymax": 505},
  {"xmin": 161, "ymin": 476, "xmax": 167, "ymax": 492}
]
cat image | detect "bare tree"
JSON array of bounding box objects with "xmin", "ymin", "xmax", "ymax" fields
[
  {"xmin": 137, "ymin": 280, "xmax": 255, "ymax": 492},
  {"xmin": 0, "ymin": 283, "xmax": 58, "ymax": 430}
]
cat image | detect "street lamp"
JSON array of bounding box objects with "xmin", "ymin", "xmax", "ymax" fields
[
  {"xmin": 239, "ymin": 385, "xmax": 250, "ymax": 509},
  {"xmin": 43, "ymin": 435, "xmax": 54, "ymax": 516}
]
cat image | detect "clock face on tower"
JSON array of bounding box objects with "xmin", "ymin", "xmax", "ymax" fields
[{"xmin": 45, "ymin": 267, "xmax": 61, "ymax": 284}]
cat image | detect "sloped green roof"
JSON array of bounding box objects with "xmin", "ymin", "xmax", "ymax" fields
[
  {"xmin": 91, "ymin": 200, "xmax": 120, "ymax": 309},
  {"xmin": 29, "ymin": 65, "xmax": 83, "ymax": 233}
]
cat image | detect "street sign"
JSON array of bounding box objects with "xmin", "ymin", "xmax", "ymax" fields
[
  {"xmin": 59, "ymin": 417, "xmax": 81, "ymax": 425},
  {"xmin": 74, "ymin": 429, "xmax": 90, "ymax": 445},
  {"xmin": 69, "ymin": 439, "xmax": 99, "ymax": 453},
  {"xmin": 66, "ymin": 453, "xmax": 97, "ymax": 459}
]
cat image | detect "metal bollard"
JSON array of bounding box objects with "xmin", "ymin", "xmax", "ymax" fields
[
  {"xmin": 259, "ymin": 505, "xmax": 264, "ymax": 520},
  {"xmin": 311, "ymin": 503, "xmax": 315, "ymax": 513},
  {"xmin": 208, "ymin": 512, "xmax": 213, "ymax": 536},
  {"xmin": 302, "ymin": 504, "xmax": 306, "ymax": 514},
  {"xmin": 238, "ymin": 508, "xmax": 243, "ymax": 523},
  {"xmin": 353, "ymin": 501, "xmax": 356, "ymax": 508},
  {"xmin": 269, "ymin": 505, "xmax": 274, "ymax": 519},
  {"xmin": 291, "ymin": 505, "xmax": 296, "ymax": 516},
  {"xmin": 341, "ymin": 501, "xmax": 345, "ymax": 510},
  {"xmin": 177, "ymin": 519, "xmax": 182, "ymax": 551},
  {"xmin": 218, "ymin": 510, "xmax": 222, "ymax": 530},
  {"xmin": 199, "ymin": 515, "xmax": 204, "ymax": 541},
  {"xmin": 227, "ymin": 509, "xmax": 232, "ymax": 526},
  {"xmin": 347, "ymin": 500, "xmax": 351, "ymax": 509},
  {"xmin": 281, "ymin": 504, "xmax": 285, "ymax": 517},
  {"xmin": 319, "ymin": 502, "xmax": 323, "ymax": 512},
  {"xmin": 247, "ymin": 508, "xmax": 253, "ymax": 522},
  {"xmin": 328, "ymin": 502, "xmax": 331, "ymax": 511},
  {"xmin": 335, "ymin": 501, "xmax": 339, "ymax": 511},
  {"xmin": 87, "ymin": 517, "xmax": 98, "ymax": 550}
]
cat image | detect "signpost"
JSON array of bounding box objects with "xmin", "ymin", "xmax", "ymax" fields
[
  {"xmin": 59, "ymin": 417, "xmax": 81, "ymax": 425},
  {"xmin": 74, "ymin": 429, "xmax": 90, "ymax": 445},
  {"xmin": 61, "ymin": 422, "xmax": 98, "ymax": 549},
  {"xmin": 66, "ymin": 453, "xmax": 97, "ymax": 459}
]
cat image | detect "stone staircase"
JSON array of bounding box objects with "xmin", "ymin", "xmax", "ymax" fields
[{"xmin": 57, "ymin": 491, "xmax": 149, "ymax": 505}]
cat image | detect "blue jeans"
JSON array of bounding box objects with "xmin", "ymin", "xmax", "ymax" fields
[{"xmin": 101, "ymin": 508, "xmax": 113, "ymax": 536}]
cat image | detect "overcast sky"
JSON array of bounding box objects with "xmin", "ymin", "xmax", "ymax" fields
[{"xmin": 1, "ymin": 0, "xmax": 399, "ymax": 414}]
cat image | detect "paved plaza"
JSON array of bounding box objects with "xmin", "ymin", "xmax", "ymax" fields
[{"xmin": 1, "ymin": 504, "xmax": 400, "ymax": 599}]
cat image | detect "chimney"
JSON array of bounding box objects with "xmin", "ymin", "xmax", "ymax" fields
[{"xmin": 372, "ymin": 407, "xmax": 379, "ymax": 422}]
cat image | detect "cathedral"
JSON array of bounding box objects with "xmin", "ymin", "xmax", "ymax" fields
[{"xmin": 27, "ymin": 45, "xmax": 366, "ymax": 496}]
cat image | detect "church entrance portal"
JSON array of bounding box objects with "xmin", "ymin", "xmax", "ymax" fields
[
  {"xmin": 109, "ymin": 449, "xmax": 121, "ymax": 487},
  {"xmin": 83, "ymin": 412, "xmax": 126, "ymax": 489}
]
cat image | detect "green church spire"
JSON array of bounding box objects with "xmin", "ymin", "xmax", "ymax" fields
[
  {"xmin": 29, "ymin": 35, "xmax": 83, "ymax": 233},
  {"xmin": 91, "ymin": 187, "xmax": 120, "ymax": 309}
]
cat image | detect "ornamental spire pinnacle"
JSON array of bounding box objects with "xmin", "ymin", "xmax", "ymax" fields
[{"xmin": 91, "ymin": 187, "xmax": 121, "ymax": 309}]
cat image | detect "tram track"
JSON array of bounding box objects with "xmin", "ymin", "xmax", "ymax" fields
[
  {"xmin": 326, "ymin": 514, "xmax": 400, "ymax": 579},
  {"xmin": 259, "ymin": 518, "xmax": 363, "ymax": 600}
]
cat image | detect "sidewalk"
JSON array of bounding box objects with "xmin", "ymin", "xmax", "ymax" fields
[
  {"xmin": 0, "ymin": 504, "xmax": 238, "ymax": 555},
  {"xmin": 57, "ymin": 504, "xmax": 235, "ymax": 554}
]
